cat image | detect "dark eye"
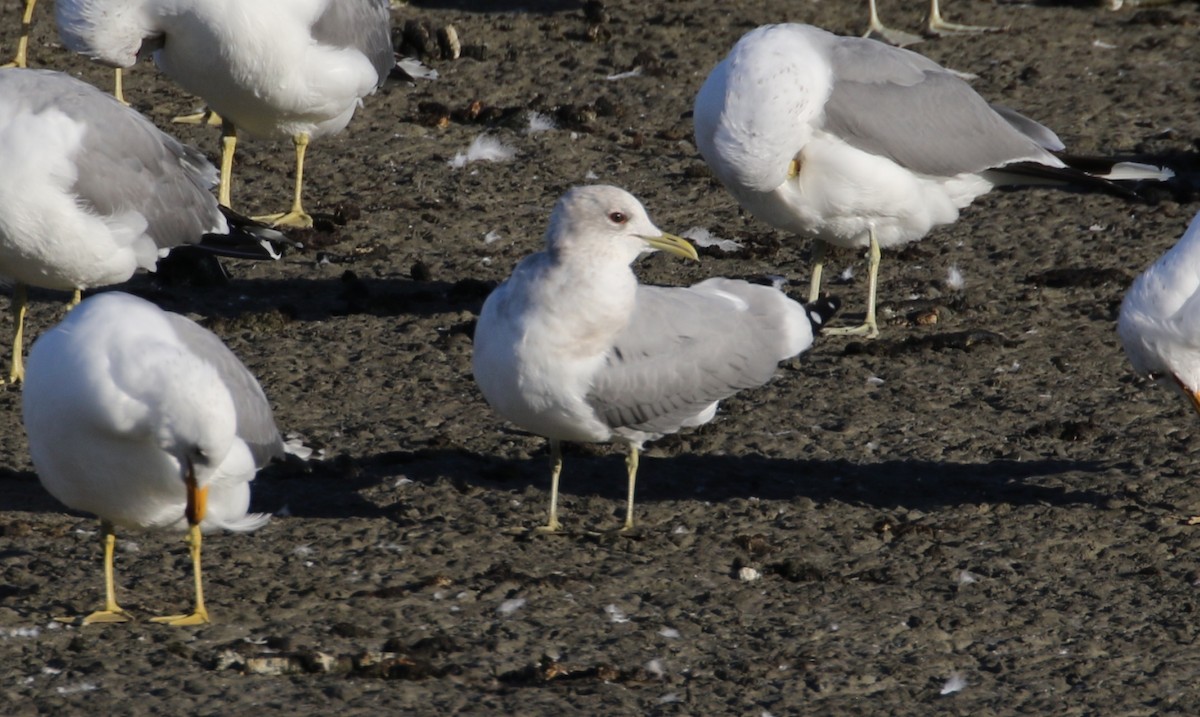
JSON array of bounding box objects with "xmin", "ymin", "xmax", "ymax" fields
[{"xmin": 608, "ymin": 211, "xmax": 628, "ymax": 224}]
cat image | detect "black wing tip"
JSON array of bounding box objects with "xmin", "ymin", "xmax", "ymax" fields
[
  {"xmin": 804, "ymin": 295, "xmax": 841, "ymax": 333},
  {"xmin": 198, "ymin": 206, "xmax": 298, "ymax": 260}
]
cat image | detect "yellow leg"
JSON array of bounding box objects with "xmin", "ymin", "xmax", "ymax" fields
[
  {"xmin": 218, "ymin": 121, "xmax": 237, "ymax": 208},
  {"xmin": 150, "ymin": 524, "xmax": 209, "ymax": 626},
  {"xmin": 864, "ymin": 0, "xmax": 923, "ymax": 46},
  {"xmin": 808, "ymin": 240, "xmax": 827, "ymax": 303},
  {"xmin": 68, "ymin": 289, "xmax": 82, "ymax": 309},
  {"xmin": 621, "ymin": 446, "xmax": 640, "ymax": 531},
  {"xmin": 112, "ymin": 68, "xmax": 128, "ymax": 105},
  {"xmin": 534, "ymin": 439, "xmax": 565, "ymax": 533},
  {"xmin": 1, "ymin": 0, "xmax": 38, "ymax": 68},
  {"xmin": 58, "ymin": 521, "xmax": 132, "ymax": 625},
  {"xmin": 9, "ymin": 283, "xmax": 26, "ymax": 383},
  {"xmin": 254, "ymin": 133, "xmax": 314, "ymax": 229},
  {"xmin": 927, "ymin": 0, "xmax": 1006, "ymax": 35},
  {"xmin": 152, "ymin": 468, "xmax": 210, "ymax": 626},
  {"xmin": 825, "ymin": 228, "xmax": 881, "ymax": 338}
]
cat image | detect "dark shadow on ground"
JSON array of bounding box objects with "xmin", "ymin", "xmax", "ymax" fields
[{"xmin": 293, "ymin": 446, "xmax": 1117, "ymax": 522}]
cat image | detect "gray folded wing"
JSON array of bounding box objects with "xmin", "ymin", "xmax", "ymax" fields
[
  {"xmin": 2, "ymin": 69, "xmax": 224, "ymax": 250},
  {"xmin": 164, "ymin": 313, "xmax": 285, "ymax": 466},
  {"xmin": 586, "ymin": 281, "xmax": 798, "ymax": 436},
  {"xmin": 821, "ymin": 35, "xmax": 1057, "ymax": 177},
  {"xmin": 312, "ymin": 0, "xmax": 394, "ymax": 85}
]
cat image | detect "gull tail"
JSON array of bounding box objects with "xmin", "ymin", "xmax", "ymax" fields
[
  {"xmin": 804, "ymin": 296, "xmax": 841, "ymax": 335},
  {"xmin": 197, "ymin": 206, "xmax": 299, "ymax": 261}
]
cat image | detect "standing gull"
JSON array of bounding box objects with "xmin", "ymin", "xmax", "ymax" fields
[
  {"xmin": 693, "ymin": 23, "xmax": 1172, "ymax": 338},
  {"xmin": 23, "ymin": 292, "xmax": 287, "ymax": 625},
  {"xmin": 0, "ymin": 68, "xmax": 283, "ymax": 383},
  {"xmin": 1119, "ymin": 211, "xmax": 1200, "ymax": 423},
  {"xmin": 56, "ymin": 0, "xmax": 394, "ymax": 229},
  {"xmin": 473, "ymin": 186, "xmax": 838, "ymax": 532}
]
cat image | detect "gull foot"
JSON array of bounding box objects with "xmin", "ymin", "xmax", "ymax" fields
[
  {"xmin": 253, "ymin": 210, "xmax": 314, "ymax": 230},
  {"xmin": 172, "ymin": 109, "xmax": 222, "ymax": 126},
  {"xmin": 150, "ymin": 610, "xmax": 209, "ymax": 626},
  {"xmin": 54, "ymin": 608, "xmax": 131, "ymax": 625},
  {"xmin": 824, "ymin": 322, "xmax": 880, "ymax": 339}
]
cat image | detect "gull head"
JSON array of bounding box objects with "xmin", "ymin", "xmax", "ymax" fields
[{"xmin": 544, "ymin": 185, "xmax": 698, "ymax": 266}]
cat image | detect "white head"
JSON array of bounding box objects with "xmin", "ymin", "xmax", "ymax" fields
[{"xmin": 543, "ymin": 185, "xmax": 698, "ymax": 266}]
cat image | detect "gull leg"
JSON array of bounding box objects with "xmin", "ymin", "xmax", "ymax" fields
[
  {"xmin": 864, "ymin": 0, "xmax": 924, "ymax": 47},
  {"xmin": 112, "ymin": 68, "xmax": 128, "ymax": 105},
  {"xmin": 808, "ymin": 240, "xmax": 827, "ymax": 303},
  {"xmin": 68, "ymin": 290, "xmax": 82, "ymax": 309},
  {"xmin": 218, "ymin": 120, "xmax": 237, "ymax": 208},
  {"xmin": 8, "ymin": 283, "xmax": 26, "ymax": 383},
  {"xmin": 927, "ymin": 0, "xmax": 1006, "ymax": 35},
  {"xmin": 254, "ymin": 133, "xmax": 314, "ymax": 229},
  {"xmin": 620, "ymin": 446, "xmax": 640, "ymax": 531},
  {"xmin": 535, "ymin": 439, "xmax": 565, "ymax": 533},
  {"xmin": 1, "ymin": 0, "xmax": 37, "ymax": 68},
  {"xmin": 58, "ymin": 521, "xmax": 131, "ymax": 625},
  {"xmin": 152, "ymin": 466, "xmax": 210, "ymax": 626},
  {"xmin": 825, "ymin": 228, "xmax": 882, "ymax": 338},
  {"xmin": 172, "ymin": 107, "xmax": 223, "ymax": 126}
]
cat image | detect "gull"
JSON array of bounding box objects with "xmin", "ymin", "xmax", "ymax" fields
[
  {"xmin": 472, "ymin": 186, "xmax": 839, "ymax": 532},
  {"xmin": 865, "ymin": 0, "xmax": 1006, "ymax": 48},
  {"xmin": 1119, "ymin": 211, "xmax": 1200, "ymax": 422},
  {"xmin": 56, "ymin": 0, "xmax": 395, "ymax": 228},
  {"xmin": 22, "ymin": 291, "xmax": 287, "ymax": 626},
  {"xmin": 0, "ymin": 68, "xmax": 284, "ymax": 383},
  {"xmin": 694, "ymin": 23, "xmax": 1172, "ymax": 338}
]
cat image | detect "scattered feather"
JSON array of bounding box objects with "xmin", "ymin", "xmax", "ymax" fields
[
  {"xmin": 945, "ymin": 265, "xmax": 965, "ymax": 290},
  {"xmin": 605, "ymin": 67, "xmax": 643, "ymax": 81},
  {"xmin": 526, "ymin": 112, "xmax": 556, "ymax": 133},
  {"xmin": 956, "ymin": 569, "xmax": 980, "ymax": 585},
  {"xmin": 738, "ymin": 566, "xmax": 761, "ymax": 582},
  {"xmin": 940, "ymin": 672, "xmax": 968, "ymax": 695},
  {"xmin": 683, "ymin": 227, "xmax": 743, "ymax": 252},
  {"xmin": 645, "ymin": 658, "xmax": 665, "ymax": 677},
  {"xmin": 448, "ymin": 135, "xmax": 516, "ymax": 168},
  {"xmin": 605, "ymin": 604, "xmax": 630, "ymax": 623},
  {"xmin": 658, "ymin": 627, "xmax": 681, "ymax": 639},
  {"xmin": 496, "ymin": 597, "xmax": 526, "ymax": 616},
  {"xmin": 484, "ymin": 230, "xmax": 503, "ymax": 245},
  {"xmin": 839, "ymin": 267, "xmax": 854, "ymax": 281}
]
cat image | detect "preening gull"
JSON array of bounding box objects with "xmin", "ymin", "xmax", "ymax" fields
[
  {"xmin": 472, "ymin": 185, "xmax": 838, "ymax": 532},
  {"xmin": 693, "ymin": 23, "xmax": 1172, "ymax": 338},
  {"xmin": 23, "ymin": 292, "xmax": 287, "ymax": 625},
  {"xmin": 56, "ymin": 0, "xmax": 395, "ymax": 228},
  {"xmin": 1119, "ymin": 211, "xmax": 1200, "ymax": 420},
  {"xmin": 0, "ymin": 68, "xmax": 283, "ymax": 383}
]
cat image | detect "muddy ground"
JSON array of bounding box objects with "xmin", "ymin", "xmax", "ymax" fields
[{"xmin": 2, "ymin": 0, "xmax": 1200, "ymax": 713}]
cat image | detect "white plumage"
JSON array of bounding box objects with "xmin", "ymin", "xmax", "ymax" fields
[
  {"xmin": 23, "ymin": 292, "xmax": 286, "ymax": 625},
  {"xmin": 694, "ymin": 23, "xmax": 1171, "ymax": 338},
  {"xmin": 473, "ymin": 185, "xmax": 837, "ymax": 532},
  {"xmin": 1119, "ymin": 211, "xmax": 1200, "ymax": 415},
  {"xmin": 57, "ymin": 0, "xmax": 394, "ymax": 227}
]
